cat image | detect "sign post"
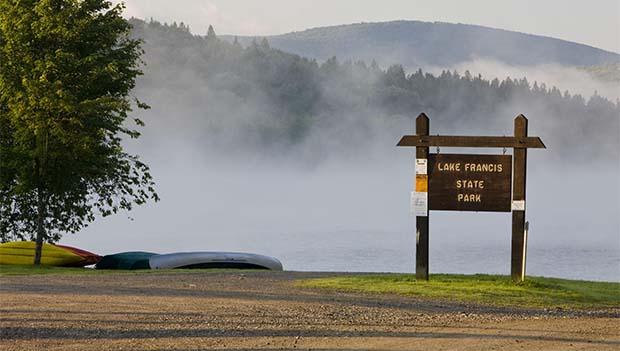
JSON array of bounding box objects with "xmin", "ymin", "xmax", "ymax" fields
[
  {"xmin": 511, "ymin": 115, "xmax": 528, "ymax": 281},
  {"xmin": 397, "ymin": 113, "xmax": 545, "ymax": 282},
  {"xmin": 415, "ymin": 114, "xmax": 429, "ymax": 280}
]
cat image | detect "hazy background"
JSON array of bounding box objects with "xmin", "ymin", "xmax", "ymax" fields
[
  {"xmin": 439, "ymin": 60, "xmax": 620, "ymax": 101},
  {"xmin": 111, "ymin": 0, "xmax": 620, "ymax": 53},
  {"xmin": 62, "ymin": 3, "xmax": 619, "ymax": 282}
]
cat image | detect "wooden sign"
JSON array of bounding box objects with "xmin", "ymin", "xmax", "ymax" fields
[
  {"xmin": 428, "ymin": 153, "xmax": 512, "ymax": 212},
  {"xmin": 397, "ymin": 113, "xmax": 545, "ymax": 282}
]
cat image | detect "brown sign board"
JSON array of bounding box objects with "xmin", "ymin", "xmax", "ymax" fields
[{"xmin": 428, "ymin": 153, "xmax": 512, "ymax": 212}]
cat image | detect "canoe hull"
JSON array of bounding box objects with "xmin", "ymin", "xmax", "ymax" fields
[
  {"xmin": 95, "ymin": 252, "xmax": 157, "ymax": 270},
  {"xmin": 54, "ymin": 244, "xmax": 101, "ymax": 266},
  {"xmin": 149, "ymin": 252, "xmax": 283, "ymax": 271},
  {"xmin": 0, "ymin": 242, "xmax": 90, "ymax": 267}
]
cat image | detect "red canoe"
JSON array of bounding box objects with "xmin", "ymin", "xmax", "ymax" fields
[{"xmin": 54, "ymin": 244, "xmax": 101, "ymax": 266}]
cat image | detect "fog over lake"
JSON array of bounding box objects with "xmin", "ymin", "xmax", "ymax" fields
[
  {"xmin": 60, "ymin": 20, "xmax": 619, "ymax": 282},
  {"xmin": 64, "ymin": 144, "xmax": 619, "ymax": 281}
]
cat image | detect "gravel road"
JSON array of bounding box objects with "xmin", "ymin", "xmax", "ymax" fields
[{"xmin": 1, "ymin": 271, "xmax": 618, "ymax": 350}]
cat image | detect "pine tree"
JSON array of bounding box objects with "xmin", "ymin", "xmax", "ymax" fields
[
  {"xmin": 207, "ymin": 25, "xmax": 217, "ymax": 39},
  {"xmin": 260, "ymin": 38, "xmax": 270, "ymax": 49}
]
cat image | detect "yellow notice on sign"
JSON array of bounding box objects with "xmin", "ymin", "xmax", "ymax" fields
[{"xmin": 415, "ymin": 174, "xmax": 428, "ymax": 192}]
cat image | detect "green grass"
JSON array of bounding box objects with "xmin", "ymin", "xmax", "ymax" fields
[{"xmin": 296, "ymin": 274, "xmax": 620, "ymax": 310}]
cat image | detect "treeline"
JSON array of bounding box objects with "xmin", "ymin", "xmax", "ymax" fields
[{"xmin": 129, "ymin": 19, "xmax": 619, "ymax": 160}]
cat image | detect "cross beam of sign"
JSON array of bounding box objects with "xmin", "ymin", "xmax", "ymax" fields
[
  {"xmin": 397, "ymin": 113, "xmax": 545, "ymax": 283},
  {"xmin": 397, "ymin": 135, "xmax": 546, "ymax": 149}
]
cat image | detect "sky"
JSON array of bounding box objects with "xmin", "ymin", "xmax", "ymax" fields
[{"xmin": 112, "ymin": 0, "xmax": 620, "ymax": 53}]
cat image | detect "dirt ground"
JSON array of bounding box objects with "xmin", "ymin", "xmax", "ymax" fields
[{"xmin": 0, "ymin": 271, "xmax": 618, "ymax": 350}]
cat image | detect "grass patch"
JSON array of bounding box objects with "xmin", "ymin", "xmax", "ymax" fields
[{"xmin": 296, "ymin": 274, "xmax": 620, "ymax": 310}]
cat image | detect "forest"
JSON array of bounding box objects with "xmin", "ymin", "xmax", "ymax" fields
[{"xmin": 129, "ymin": 19, "xmax": 619, "ymax": 163}]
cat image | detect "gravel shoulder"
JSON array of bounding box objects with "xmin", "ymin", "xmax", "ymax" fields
[{"xmin": 1, "ymin": 271, "xmax": 618, "ymax": 350}]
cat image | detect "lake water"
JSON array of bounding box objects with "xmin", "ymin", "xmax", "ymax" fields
[
  {"xmin": 267, "ymin": 230, "xmax": 620, "ymax": 282},
  {"xmin": 64, "ymin": 158, "xmax": 620, "ymax": 282},
  {"xmin": 65, "ymin": 227, "xmax": 619, "ymax": 282}
]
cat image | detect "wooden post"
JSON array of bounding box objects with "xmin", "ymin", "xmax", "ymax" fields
[
  {"xmin": 415, "ymin": 113, "xmax": 429, "ymax": 280},
  {"xmin": 511, "ymin": 115, "xmax": 528, "ymax": 282}
]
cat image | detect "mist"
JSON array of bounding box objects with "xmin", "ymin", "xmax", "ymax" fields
[
  {"xmin": 63, "ymin": 20, "xmax": 619, "ymax": 282},
  {"xmin": 434, "ymin": 59, "xmax": 620, "ymax": 101},
  {"xmin": 65, "ymin": 151, "xmax": 620, "ymax": 282}
]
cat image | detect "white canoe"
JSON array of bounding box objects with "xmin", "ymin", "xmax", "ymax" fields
[{"xmin": 149, "ymin": 252, "xmax": 283, "ymax": 271}]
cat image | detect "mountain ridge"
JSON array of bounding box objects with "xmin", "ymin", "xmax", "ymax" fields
[
  {"xmin": 276, "ymin": 20, "xmax": 618, "ymax": 54},
  {"xmin": 220, "ymin": 20, "xmax": 620, "ymax": 68}
]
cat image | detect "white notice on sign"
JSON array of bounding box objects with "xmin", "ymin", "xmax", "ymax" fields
[
  {"xmin": 512, "ymin": 200, "xmax": 525, "ymax": 211},
  {"xmin": 415, "ymin": 159, "xmax": 427, "ymax": 175},
  {"xmin": 410, "ymin": 191, "xmax": 428, "ymax": 216}
]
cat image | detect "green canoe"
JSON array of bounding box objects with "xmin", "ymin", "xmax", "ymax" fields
[{"xmin": 95, "ymin": 252, "xmax": 157, "ymax": 270}]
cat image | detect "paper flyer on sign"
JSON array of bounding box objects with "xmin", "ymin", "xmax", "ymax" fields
[
  {"xmin": 415, "ymin": 159, "xmax": 427, "ymax": 175},
  {"xmin": 410, "ymin": 191, "xmax": 428, "ymax": 216},
  {"xmin": 415, "ymin": 174, "xmax": 428, "ymax": 192}
]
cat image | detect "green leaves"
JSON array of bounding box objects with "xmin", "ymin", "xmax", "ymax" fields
[{"xmin": 0, "ymin": 0, "xmax": 157, "ymax": 243}]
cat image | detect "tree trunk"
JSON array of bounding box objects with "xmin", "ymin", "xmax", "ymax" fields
[
  {"xmin": 33, "ymin": 186, "xmax": 45, "ymax": 266},
  {"xmin": 33, "ymin": 126, "xmax": 48, "ymax": 266}
]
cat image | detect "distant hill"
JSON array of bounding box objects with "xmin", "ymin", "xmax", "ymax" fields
[{"xmin": 223, "ymin": 21, "xmax": 620, "ymax": 68}]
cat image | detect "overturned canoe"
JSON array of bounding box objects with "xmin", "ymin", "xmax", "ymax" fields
[
  {"xmin": 54, "ymin": 244, "xmax": 101, "ymax": 266},
  {"xmin": 95, "ymin": 251, "xmax": 157, "ymax": 270},
  {"xmin": 0, "ymin": 241, "xmax": 96, "ymax": 267},
  {"xmin": 149, "ymin": 252, "xmax": 283, "ymax": 271}
]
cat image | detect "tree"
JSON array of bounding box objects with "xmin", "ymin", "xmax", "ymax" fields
[
  {"xmin": 206, "ymin": 25, "xmax": 216, "ymax": 40},
  {"xmin": 232, "ymin": 36, "xmax": 241, "ymax": 48},
  {"xmin": 0, "ymin": 0, "xmax": 158, "ymax": 264},
  {"xmin": 260, "ymin": 38, "xmax": 270, "ymax": 50}
]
